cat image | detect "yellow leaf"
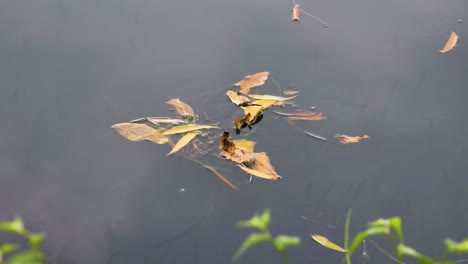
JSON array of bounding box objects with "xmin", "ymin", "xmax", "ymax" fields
[
  {"xmin": 292, "ymin": 4, "xmax": 300, "ymax": 21},
  {"xmin": 162, "ymin": 124, "xmax": 220, "ymax": 135},
  {"xmin": 234, "ymin": 72, "xmax": 270, "ymax": 94},
  {"xmin": 167, "ymin": 131, "xmax": 199, "ymax": 156},
  {"xmin": 249, "ymin": 94, "xmax": 297, "ymax": 101},
  {"xmin": 219, "ymin": 132, "xmax": 255, "ymax": 164},
  {"xmin": 334, "ymin": 134, "xmax": 370, "ymax": 144},
  {"xmin": 251, "ymin": 99, "xmax": 277, "ymax": 109},
  {"xmin": 251, "ymin": 152, "xmax": 281, "ymax": 178},
  {"xmin": 165, "ymin": 98, "xmax": 195, "ymax": 117},
  {"xmin": 282, "ymin": 90, "xmax": 299, "ymax": 96},
  {"xmin": 204, "ymin": 165, "xmax": 238, "ymax": 190},
  {"xmin": 439, "ymin": 31, "xmax": 458, "ymax": 54},
  {"xmin": 111, "ymin": 123, "xmax": 169, "ymax": 144},
  {"xmin": 241, "ymin": 105, "xmax": 264, "ymax": 123},
  {"xmin": 288, "ymin": 112, "xmax": 325, "ymax": 120},
  {"xmin": 226, "ymin": 90, "xmax": 251, "ymax": 106},
  {"xmin": 143, "ymin": 117, "xmax": 187, "ymax": 125},
  {"xmin": 237, "ymin": 165, "xmax": 281, "ymax": 181},
  {"xmin": 311, "ymin": 234, "xmax": 348, "ymax": 253},
  {"xmin": 231, "ymin": 139, "xmax": 256, "ymax": 153}
]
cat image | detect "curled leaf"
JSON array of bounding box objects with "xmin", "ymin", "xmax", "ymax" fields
[
  {"xmin": 165, "ymin": 98, "xmax": 195, "ymax": 117},
  {"xmin": 311, "ymin": 234, "xmax": 348, "ymax": 253},
  {"xmin": 234, "ymin": 72, "xmax": 270, "ymax": 94},
  {"xmin": 167, "ymin": 131, "xmax": 199, "ymax": 156},
  {"xmin": 162, "ymin": 124, "xmax": 219, "ymax": 135},
  {"xmin": 334, "ymin": 134, "xmax": 370, "ymax": 144},
  {"xmin": 111, "ymin": 123, "xmax": 169, "ymax": 144},
  {"xmin": 292, "ymin": 4, "xmax": 300, "ymax": 21},
  {"xmin": 439, "ymin": 31, "xmax": 458, "ymax": 54},
  {"xmin": 219, "ymin": 132, "xmax": 254, "ymax": 164},
  {"xmin": 226, "ymin": 90, "xmax": 251, "ymax": 106},
  {"xmin": 282, "ymin": 90, "xmax": 299, "ymax": 96},
  {"xmin": 248, "ymin": 94, "xmax": 297, "ymax": 101}
]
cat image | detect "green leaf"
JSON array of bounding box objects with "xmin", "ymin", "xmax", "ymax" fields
[
  {"xmin": 0, "ymin": 244, "xmax": 19, "ymax": 255},
  {"xmin": 349, "ymin": 226, "xmax": 389, "ymax": 254},
  {"xmin": 0, "ymin": 217, "xmax": 25, "ymax": 235},
  {"xmin": 397, "ymin": 244, "xmax": 433, "ymax": 264},
  {"xmin": 273, "ymin": 235, "xmax": 301, "ymax": 252},
  {"xmin": 369, "ymin": 217, "xmax": 404, "ymax": 242},
  {"xmin": 236, "ymin": 209, "xmax": 270, "ymax": 232},
  {"xmin": 26, "ymin": 233, "xmax": 46, "ymax": 251},
  {"xmin": 445, "ymin": 238, "xmax": 468, "ymax": 254},
  {"xmin": 5, "ymin": 250, "xmax": 43, "ymax": 264},
  {"xmin": 232, "ymin": 232, "xmax": 271, "ymax": 262}
]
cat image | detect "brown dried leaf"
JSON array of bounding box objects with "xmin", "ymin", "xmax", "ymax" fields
[
  {"xmin": 249, "ymin": 94, "xmax": 297, "ymax": 101},
  {"xmin": 234, "ymin": 113, "xmax": 252, "ymax": 130},
  {"xmin": 111, "ymin": 123, "xmax": 169, "ymax": 144},
  {"xmin": 165, "ymin": 98, "xmax": 195, "ymax": 117},
  {"xmin": 273, "ymin": 110, "xmax": 325, "ymax": 120},
  {"xmin": 439, "ymin": 31, "xmax": 458, "ymax": 54},
  {"xmin": 219, "ymin": 132, "xmax": 255, "ymax": 164},
  {"xmin": 219, "ymin": 131, "xmax": 236, "ymax": 153},
  {"xmin": 234, "ymin": 72, "xmax": 270, "ymax": 94},
  {"xmin": 226, "ymin": 90, "xmax": 251, "ymax": 106},
  {"xmin": 292, "ymin": 5, "xmax": 300, "ymax": 21},
  {"xmin": 288, "ymin": 112, "xmax": 324, "ymax": 120},
  {"xmin": 334, "ymin": 134, "xmax": 370, "ymax": 144}
]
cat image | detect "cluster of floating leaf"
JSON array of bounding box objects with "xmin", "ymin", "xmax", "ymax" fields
[{"xmin": 112, "ymin": 72, "xmax": 371, "ymax": 190}]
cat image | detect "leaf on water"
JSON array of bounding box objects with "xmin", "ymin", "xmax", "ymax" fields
[
  {"xmin": 241, "ymin": 105, "xmax": 264, "ymax": 123},
  {"xmin": 111, "ymin": 123, "xmax": 169, "ymax": 144},
  {"xmin": 237, "ymin": 164, "xmax": 281, "ymax": 181},
  {"xmin": 334, "ymin": 134, "xmax": 370, "ymax": 144},
  {"xmin": 251, "ymin": 99, "xmax": 277, "ymax": 109},
  {"xmin": 273, "ymin": 110, "xmax": 325, "ymax": 120},
  {"xmin": 292, "ymin": 4, "xmax": 300, "ymax": 21},
  {"xmin": 234, "ymin": 113, "xmax": 252, "ymax": 130},
  {"xmin": 220, "ymin": 132, "xmax": 254, "ymax": 164},
  {"xmin": 167, "ymin": 131, "xmax": 199, "ymax": 156},
  {"xmin": 282, "ymin": 90, "xmax": 299, "ymax": 96},
  {"xmin": 165, "ymin": 98, "xmax": 195, "ymax": 117},
  {"xmin": 204, "ymin": 165, "xmax": 238, "ymax": 190},
  {"xmin": 234, "ymin": 72, "xmax": 270, "ymax": 94},
  {"xmin": 220, "ymin": 131, "xmax": 237, "ymax": 153},
  {"xmin": 439, "ymin": 31, "xmax": 458, "ymax": 54},
  {"xmin": 162, "ymin": 124, "xmax": 220, "ymax": 135},
  {"xmin": 311, "ymin": 234, "xmax": 348, "ymax": 253},
  {"xmin": 248, "ymin": 94, "xmax": 297, "ymax": 101},
  {"xmin": 140, "ymin": 117, "xmax": 187, "ymax": 125},
  {"xmin": 252, "ymin": 152, "xmax": 281, "ymax": 177},
  {"xmin": 231, "ymin": 139, "xmax": 256, "ymax": 153},
  {"xmin": 226, "ymin": 90, "xmax": 251, "ymax": 106}
]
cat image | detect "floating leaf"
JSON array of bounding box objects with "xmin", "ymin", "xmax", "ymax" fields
[
  {"xmin": 251, "ymin": 152, "xmax": 281, "ymax": 178},
  {"xmin": 237, "ymin": 165, "xmax": 280, "ymax": 181},
  {"xmin": 282, "ymin": 90, "xmax": 299, "ymax": 96},
  {"xmin": 219, "ymin": 131, "xmax": 237, "ymax": 153},
  {"xmin": 311, "ymin": 234, "xmax": 348, "ymax": 253},
  {"xmin": 162, "ymin": 124, "xmax": 219, "ymax": 135},
  {"xmin": 136, "ymin": 117, "xmax": 187, "ymax": 125},
  {"xmin": 220, "ymin": 132, "xmax": 255, "ymax": 164},
  {"xmin": 439, "ymin": 31, "xmax": 458, "ymax": 54},
  {"xmin": 249, "ymin": 94, "xmax": 297, "ymax": 101},
  {"xmin": 226, "ymin": 90, "xmax": 251, "ymax": 106},
  {"xmin": 234, "ymin": 113, "xmax": 252, "ymax": 130},
  {"xmin": 292, "ymin": 4, "xmax": 300, "ymax": 21},
  {"xmin": 111, "ymin": 123, "xmax": 169, "ymax": 144},
  {"xmin": 167, "ymin": 131, "xmax": 199, "ymax": 156},
  {"xmin": 204, "ymin": 165, "xmax": 238, "ymax": 190},
  {"xmin": 234, "ymin": 72, "xmax": 270, "ymax": 94},
  {"xmin": 273, "ymin": 110, "xmax": 325, "ymax": 121},
  {"xmin": 165, "ymin": 98, "xmax": 195, "ymax": 117},
  {"xmin": 334, "ymin": 134, "xmax": 370, "ymax": 144},
  {"xmin": 241, "ymin": 105, "xmax": 264, "ymax": 123},
  {"xmin": 231, "ymin": 139, "xmax": 256, "ymax": 153},
  {"xmin": 251, "ymin": 99, "xmax": 277, "ymax": 109}
]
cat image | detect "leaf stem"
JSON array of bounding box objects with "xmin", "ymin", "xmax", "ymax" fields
[{"xmin": 345, "ymin": 208, "xmax": 352, "ymax": 264}]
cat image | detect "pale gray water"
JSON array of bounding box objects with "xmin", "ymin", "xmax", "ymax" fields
[{"xmin": 0, "ymin": 0, "xmax": 467, "ymax": 263}]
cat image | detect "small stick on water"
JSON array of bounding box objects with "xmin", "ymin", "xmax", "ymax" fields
[
  {"xmin": 292, "ymin": 0, "xmax": 328, "ymax": 27},
  {"xmin": 299, "ymin": 216, "xmax": 336, "ymax": 228},
  {"xmin": 304, "ymin": 131, "xmax": 328, "ymax": 141}
]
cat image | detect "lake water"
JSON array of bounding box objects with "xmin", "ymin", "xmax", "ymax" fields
[{"xmin": 1, "ymin": 0, "xmax": 467, "ymax": 263}]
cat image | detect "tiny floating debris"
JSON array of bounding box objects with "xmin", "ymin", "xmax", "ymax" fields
[{"xmin": 304, "ymin": 131, "xmax": 328, "ymax": 141}]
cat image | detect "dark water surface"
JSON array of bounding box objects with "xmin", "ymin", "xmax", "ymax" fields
[{"xmin": 1, "ymin": 0, "xmax": 467, "ymax": 263}]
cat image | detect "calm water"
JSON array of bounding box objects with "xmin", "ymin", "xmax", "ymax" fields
[{"xmin": 1, "ymin": 0, "xmax": 467, "ymax": 263}]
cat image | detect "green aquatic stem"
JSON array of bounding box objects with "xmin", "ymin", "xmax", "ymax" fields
[{"xmin": 345, "ymin": 208, "xmax": 352, "ymax": 264}]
